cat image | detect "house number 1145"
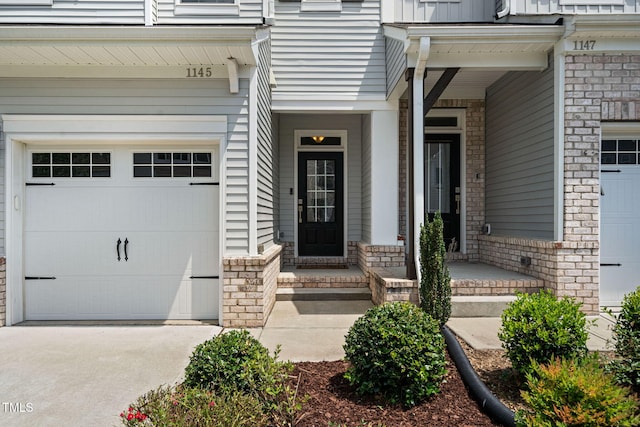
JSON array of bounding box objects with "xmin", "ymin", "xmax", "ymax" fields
[
  {"xmin": 186, "ymin": 67, "xmax": 212, "ymax": 78},
  {"xmin": 573, "ymin": 40, "xmax": 596, "ymax": 51}
]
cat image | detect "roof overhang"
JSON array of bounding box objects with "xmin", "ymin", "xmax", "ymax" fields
[
  {"xmin": 562, "ymin": 15, "xmax": 640, "ymax": 53},
  {"xmin": 0, "ymin": 26, "xmax": 267, "ymax": 79},
  {"xmin": 385, "ymin": 24, "xmax": 564, "ymax": 70}
]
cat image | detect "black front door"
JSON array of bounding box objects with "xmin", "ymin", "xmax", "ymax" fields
[
  {"xmin": 298, "ymin": 152, "xmax": 344, "ymax": 256},
  {"xmin": 425, "ymin": 134, "xmax": 461, "ymax": 252}
]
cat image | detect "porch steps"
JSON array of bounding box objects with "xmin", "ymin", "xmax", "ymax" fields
[
  {"xmin": 276, "ymin": 287, "xmax": 372, "ymax": 301},
  {"xmin": 276, "ymin": 265, "xmax": 371, "ymax": 302},
  {"xmin": 451, "ymin": 295, "xmax": 517, "ymax": 318}
]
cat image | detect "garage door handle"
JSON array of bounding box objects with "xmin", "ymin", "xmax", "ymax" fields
[
  {"xmin": 124, "ymin": 238, "xmax": 129, "ymax": 262},
  {"xmin": 116, "ymin": 238, "xmax": 122, "ymax": 261}
]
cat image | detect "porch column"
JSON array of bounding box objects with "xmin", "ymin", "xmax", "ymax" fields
[
  {"xmin": 412, "ymin": 68, "xmax": 425, "ymax": 281},
  {"xmin": 370, "ymin": 110, "xmax": 399, "ymax": 245}
]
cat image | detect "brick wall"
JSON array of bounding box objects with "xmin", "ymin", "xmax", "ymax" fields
[
  {"xmin": 561, "ymin": 53, "xmax": 640, "ymax": 312},
  {"xmin": 357, "ymin": 242, "xmax": 405, "ymax": 270},
  {"xmin": 0, "ymin": 258, "xmax": 5, "ymax": 327},
  {"xmin": 222, "ymin": 244, "xmax": 282, "ymax": 328}
]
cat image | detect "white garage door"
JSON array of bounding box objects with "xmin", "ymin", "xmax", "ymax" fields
[
  {"xmin": 600, "ymin": 136, "xmax": 640, "ymax": 307},
  {"xmin": 24, "ymin": 146, "xmax": 220, "ymax": 320}
]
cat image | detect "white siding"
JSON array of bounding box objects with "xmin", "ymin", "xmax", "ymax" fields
[
  {"xmin": 0, "ymin": 0, "xmax": 145, "ymax": 24},
  {"xmin": 361, "ymin": 113, "xmax": 372, "ymax": 243},
  {"xmin": 256, "ymin": 39, "xmax": 275, "ymax": 250},
  {"xmin": 385, "ymin": 36, "xmax": 406, "ymax": 98},
  {"xmin": 485, "ymin": 57, "xmax": 555, "ymax": 239},
  {"xmin": 0, "ymin": 78, "xmax": 251, "ymax": 255},
  {"xmin": 156, "ymin": 0, "xmax": 264, "ymax": 24},
  {"xmin": 511, "ymin": 0, "xmax": 640, "ymax": 14},
  {"xmin": 272, "ymin": 0, "xmax": 386, "ymax": 96},
  {"xmin": 278, "ymin": 114, "xmax": 362, "ymax": 244},
  {"xmin": 394, "ymin": 0, "xmax": 493, "ymax": 23}
]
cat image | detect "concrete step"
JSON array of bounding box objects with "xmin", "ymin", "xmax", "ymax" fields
[
  {"xmin": 276, "ymin": 287, "xmax": 372, "ymax": 302},
  {"xmin": 451, "ymin": 295, "xmax": 517, "ymax": 317}
]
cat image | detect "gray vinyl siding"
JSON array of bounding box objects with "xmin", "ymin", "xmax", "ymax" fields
[
  {"xmin": 272, "ymin": 0, "xmax": 385, "ymax": 96},
  {"xmin": 361, "ymin": 114, "xmax": 372, "ymax": 243},
  {"xmin": 256, "ymin": 39, "xmax": 275, "ymax": 250},
  {"xmin": 394, "ymin": 0, "xmax": 493, "ymax": 23},
  {"xmin": 0, "ymin": 77, "xmax": 251, "ymax": 255},
  {"xmin": 510, "ymin": 0, "xmax": 640, "ymax": 14},
  {"xmin": 385, "ymin": 36, "xmax": 406, "ymax": 99},
  {"xmin": 0, "ymin": 0, "xmax": 145, "ymax": 24},
  {"xmin": 157, "ymin": 0, "xmax": 264, "ymax": 24},
  {"xmin": 485, "ymin": 57, "xmax": 555, "ymax": 239},
  {"xmin": 0, "ymin": 122, "xmax": 4, "ymax": 254},
  {"xmin": 278, "ymin": 114, "xmax": 362, "ymax": 244}
]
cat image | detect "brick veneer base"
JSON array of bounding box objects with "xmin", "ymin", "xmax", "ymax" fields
[
  {"xmin": 222, "ymin": 244, "xmax": 282, "ymax": 328},
  {"xmin": 479, "ymin": 235, "xmax": 599, "ymax": 314}
]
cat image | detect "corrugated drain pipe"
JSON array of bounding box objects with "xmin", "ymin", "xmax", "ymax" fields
[{"xmin": 442, "ymin": 326, "xmax": 516, "ymax": 427}]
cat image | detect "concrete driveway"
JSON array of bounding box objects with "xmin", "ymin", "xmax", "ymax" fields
[{"xmin": 0, "ymin": 324, "xmax": 220, "ymax": 427}]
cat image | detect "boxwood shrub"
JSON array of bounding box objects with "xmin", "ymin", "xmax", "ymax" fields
[
  {"xmin": 343, "ymin": 302, "xmax": 447, "ymax": 407},
  {"xmin": 499, "ymin": 290, "xmax": 589, "ymax": 376}
]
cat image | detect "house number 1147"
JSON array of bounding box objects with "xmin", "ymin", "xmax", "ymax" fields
[
  {"xmin": 573, "ymin": 40, "xmax": 596, "ymax": 51},
  {"xmin": 186, "ymin": 67, "xmax": 212, "ymax": 78}
]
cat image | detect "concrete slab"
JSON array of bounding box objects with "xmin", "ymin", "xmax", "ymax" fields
[
  {"xmin": 251, "ymin": 300, "xmax": 373, "ymax": 362},
  {"xmin": 0, "ymin": 325, "xmax": 220, "ymax": 427}
]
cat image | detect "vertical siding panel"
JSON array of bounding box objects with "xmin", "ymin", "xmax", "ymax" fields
[
  {"xmin": 0, "ymin": 78, "xmax": 250, "ymax": 255},
  {"xmin": 485, "ymin": 56, "xmax": 555, "ymax": 239},
  {"xmin": 361, "ymin": 114, "xmax": 372, "ymax": 242},
  {"xmin": 272, "ymin": 0, "xmax": 385, "ymax": 96},
  {"xmin": 513, "ymin": 0, "xmax": 638, "ymax": 14},
  {"xmin": 396, "ymin": 0, "xmax": 493, "ymax": 23},
  {"xmin": 256, "ymin": 39, "xmax": 275, "ymax": 249}
]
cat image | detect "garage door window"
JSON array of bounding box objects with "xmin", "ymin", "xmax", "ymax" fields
[
  {"xmin": 601, "ymin": 139, "xmax": 639, "ymax": 165},
  {"xmin": 133, "ymin": 152, "xmax": 212, "ymax": 178},
  {"xmin": 31, "ymin": 152, "xmax": 111, "ymax": 178}
]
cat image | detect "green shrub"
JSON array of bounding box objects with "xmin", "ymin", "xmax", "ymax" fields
[
  {"xmin": 609, "ymin": 287, "xmax": 640, "ymax": 392},
  {"xmin": 121, "ymin": 385, "xmax": 267, "ymax": 427},
  {"xmin": 343, "ymin": 302, "xmax": 447, "ymax": 407},
  {"xmin": 419, "ymin": 211, "xmax": 452, "ymax": 326},
  {"xmin": 183, "ymin": 329, "xmax": 303, "ymax": 426},
  {"xmin": 499, "ymin": 290, "xmax": 589, "ymax": 376},
  {"xmin": 516, "ymin": 355, "xmax": 640, "ymax": 427}
]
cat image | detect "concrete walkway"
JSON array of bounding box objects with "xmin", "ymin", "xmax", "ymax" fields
[
  {"xmin": 0, "ymin": 324, "xmax": 220, "ymax": 427},
  {"xmin": 446, "ymin": 313, "xmax": 617, "ymax": 351},
  {"xmin": 247, "ymin": 300, "xmax": 374, "ymax": 362}
]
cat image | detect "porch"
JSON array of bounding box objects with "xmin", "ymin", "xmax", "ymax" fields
[{"xmin": 275, "ymin": 260, "xmax": 544, "ymax": 317}]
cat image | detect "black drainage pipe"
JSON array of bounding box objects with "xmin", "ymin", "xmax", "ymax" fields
[{"xmin": 441, "ymin": 325, "xmax": 516, "ymax": 427}]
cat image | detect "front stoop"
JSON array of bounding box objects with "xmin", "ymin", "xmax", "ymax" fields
[{"xmin": 276, "ymin": 265, "xmax": 371, "ymax": 302}]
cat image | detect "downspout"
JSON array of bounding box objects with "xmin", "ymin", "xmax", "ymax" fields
[
  {"xmin": 406, "ymin": 36, "xmax": 430, "ymax": 281},
  {"xmin": 495, "ymin": 0, "xmax": 510, "ymax": 19}
]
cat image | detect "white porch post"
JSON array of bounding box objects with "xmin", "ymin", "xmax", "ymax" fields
[
  {"xmin": 370, "ymin": 109, "xmax": 399, "ymax": 245},
  {"xmin": 412, "ymin": 69, "xmax": 425, "ymax": 281}
]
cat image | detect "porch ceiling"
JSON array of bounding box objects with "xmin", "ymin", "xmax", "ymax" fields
[
  {"xmin": 0, "ymin": 26, "xmax": 261, "ymax": 78},
  {"xmin": 424, "ymin": 68, "xmax": 506, "ymax": 100}
]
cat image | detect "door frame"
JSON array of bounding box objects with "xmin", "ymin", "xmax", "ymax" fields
[
  {"xmin": 293, "ymin": 129, "xmax": 348, "ymax": 258},
  {"xmin": 424, "ymin": 109, "xmax": 466, "ymax": 253},
  {"xmin": 2, "ymin": 114, "xmax": 227, "ymax": 326}
]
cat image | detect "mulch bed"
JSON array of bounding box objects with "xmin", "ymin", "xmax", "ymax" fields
[{"xmin": 292, "ymin": 356, "xmax": 501, "ymax": 427}]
